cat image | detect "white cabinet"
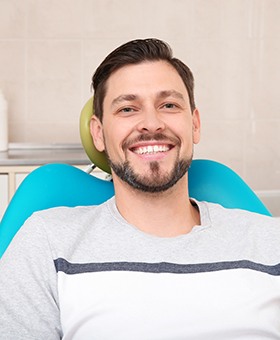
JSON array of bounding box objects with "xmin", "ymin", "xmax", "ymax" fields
[
  {"xmin": 0, "ymin": 174, "xmax": 8, "ymax": 219},
  {"xmin": 0, "ymin": 165, "xmax": 38, "ymax": 220}
]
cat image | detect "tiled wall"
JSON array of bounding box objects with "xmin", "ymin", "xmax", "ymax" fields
[{"xmin": 0, "ymin": 0, "xmax": 279, "ymax": 192}]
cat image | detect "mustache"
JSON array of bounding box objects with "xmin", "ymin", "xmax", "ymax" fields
[{"xmin": 122, "ymin": 132, "xmax": 181, "ymax": 150}]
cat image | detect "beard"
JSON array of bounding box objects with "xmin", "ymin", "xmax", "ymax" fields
[{"xmin": 106, "ymin": 150, "xmax": 192, "ymax": 194}]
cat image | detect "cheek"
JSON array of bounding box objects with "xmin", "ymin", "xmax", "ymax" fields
[
  {"xmin": 176, "ymin": 121, "xmax": 192, "ymax": 141},
  {"xmin": 102, "ymin": 127, "xmax": 125, "ymax": 157},
  {"xmin": 176, "ymin": 125, "xmax": 195, "ymax": 152},
  {"xmin": 104, "ymin": 119, "xmax": 137, "ymax": 147}
]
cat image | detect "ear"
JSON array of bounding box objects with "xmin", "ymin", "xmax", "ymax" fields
[
  {"xmin": 90, "ymin": 115, "xmax": 105, "ymax": 152},
  {"xmin": 192, "ymin": 108, "xmax": 201, "ymax": 144}
]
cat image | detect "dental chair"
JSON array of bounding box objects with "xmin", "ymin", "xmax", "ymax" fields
[{"xmin": 0, "ymin": 98, "xmax": 272, "ymax": 258}]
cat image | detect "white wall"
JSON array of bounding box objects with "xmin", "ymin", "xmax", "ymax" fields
[{"xmin": 0, "ymin": 0, "xmax": 279, "ymax": 192}]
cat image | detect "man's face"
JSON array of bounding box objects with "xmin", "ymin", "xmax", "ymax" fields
[{"xmin": 91, "ymin": 60, "xmax": 200, "ymax": 193}]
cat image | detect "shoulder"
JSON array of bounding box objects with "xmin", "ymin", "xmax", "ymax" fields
[
  {"xmin": 204, "ymin": 201, "xmax": 280, "ymax": 251},
  {"xmin": 30, "ymin": 198, "xmax": 112, "ymax": 227},
  {"xmin": 10, "ymin": 199, "xmax": 114, "ymax": 259},
  {"xmin": 196, "ymin": 201, "xmax": 280, "ymax": 263},
  {"xmin": 195, "ymin": 199, "xmax": 278, "ymax": 228},
  {"xmin": 204, "ymin": 201, "xmax": 279, "ymax": 227}
]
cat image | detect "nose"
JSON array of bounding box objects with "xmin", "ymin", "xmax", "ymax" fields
[{"xmin": 136, "ymin": 108, "xmax": 165, "ymax": 133}]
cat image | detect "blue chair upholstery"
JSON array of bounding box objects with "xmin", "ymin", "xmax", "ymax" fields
[
  {"xmin": 188, "ymin": 160, "xmax": 271, "ymax": 216},
  {"xmin": 0, "ymin": 164, "xmax": 114, "ymax": 258},
  {"xmin": 0, "ymin": 159, "xmax": 271, "ymax": 258}
]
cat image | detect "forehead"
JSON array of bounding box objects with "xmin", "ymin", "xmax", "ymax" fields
[{"xmin": 104, "ymin": 61, "xmax": 189, "ymax": 104}]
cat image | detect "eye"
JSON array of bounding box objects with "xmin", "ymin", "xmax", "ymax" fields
[
  {"xmin": 161, "ymin": 102, "xmax": 180, "ymax": 111},
  {"xmin": 116, "ymin": 106, "xmax": 139, "ymax": 116},
  {"xmin": 120, "ymin": 107, "xmax": 135, "ymax": 113},
  {"xmin": 163, "ymin": 103, "xmax": 177, "ymax": 109}
]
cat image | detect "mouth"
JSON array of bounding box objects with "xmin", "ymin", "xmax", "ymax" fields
[
  {"xmin": 124, "ymin": 133, "xmax": 179, "ymax": 159},
  {"xmin": 130, "ymin": 144, "xmax": 173, "ymax": 155}
]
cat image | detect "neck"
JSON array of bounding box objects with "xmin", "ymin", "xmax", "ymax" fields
[{"xmin": 113, "ymin": 175, "xmax": 200, "ymax": 237}]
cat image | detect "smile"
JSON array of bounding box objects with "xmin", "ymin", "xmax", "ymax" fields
[{"xmin": 132, "ymin": 144, "xmax": 172, "ymax": 155}]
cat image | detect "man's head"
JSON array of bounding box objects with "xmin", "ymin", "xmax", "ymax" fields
[
  {"xmin": 90, "ymin": 39, "xmax": 200, "ymax": 194},
  {"xmin": 92, "ymin": 38, "xmax": 196, "ymax": 122}
]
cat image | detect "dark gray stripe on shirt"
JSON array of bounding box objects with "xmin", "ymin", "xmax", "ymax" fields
[{"xmin": 54, "ymin": 258, "xmax": 280, "ymax": 276}]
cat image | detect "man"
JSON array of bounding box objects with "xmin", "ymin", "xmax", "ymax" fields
[{"xmin": 0, "ymin": 38, "xmax": 279, "ymax": 339}]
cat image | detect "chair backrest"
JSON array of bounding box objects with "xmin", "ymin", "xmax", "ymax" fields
[
  {"xmin": 188, "ymin": 159, "xmax": 271, "ymax": 215},
  {"xmin": 0, "ymin": 163, "xmax": 114, "ymax": 258},
  {"xmin": 0, "ymin": 159, "xmax": 271, "ymax": 258}
]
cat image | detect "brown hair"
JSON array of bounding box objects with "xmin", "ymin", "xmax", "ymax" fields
[{"xmin": 91, "ymin": 38, "xmax": 196, "ymax": 121}]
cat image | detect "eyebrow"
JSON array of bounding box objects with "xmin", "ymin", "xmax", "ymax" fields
[
  {"xmin": 111, "ymin": 94, "xmax": 138, "ymax": 108},
  {"xmin": 156, "ymin": 90, "xmax": 184, "ymax": 101},
  {"xmin": 111, "ymin": 90, "xmax": 185, "ymax": 108}
]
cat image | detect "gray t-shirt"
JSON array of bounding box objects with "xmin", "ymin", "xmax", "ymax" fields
[{"xmin": 0, "ymin": 198, "xmax": 279, "ymax": 339}]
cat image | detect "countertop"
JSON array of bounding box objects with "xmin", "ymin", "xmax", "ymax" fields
[{"xmin": 0, "ymin": 143, "xmax": 90, "ymax": 166}]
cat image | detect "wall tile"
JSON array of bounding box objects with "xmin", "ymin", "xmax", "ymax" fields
[
  {"xmin": 83, "ymin": 0, "xmax": 150, "ymax": 39},
  {"xmin": 27, "ymin": 0, "xmax": 83, "ymax": 38},
  {"xmin": 220, "ymin": 0, "xmax": 253, "ymax": 38},
  {"xmin": 0, "ymin": 0, "xmax": 26, "ymax": 38},
  {"xmin": 193, "ymin": 0, "xmax": 222, "ymax": 39},
  {"xmin": 26, "ymin": 40, "xmax": 82, "ymax": 134},
  {"xmin": 244, "ymin": 120, "xmax": 280, "ymax": 190},
  {"xmin": 192, "ymin": 38, "xmax": 253, "ymax": 121},
  {"xmin": 23, "ymin": 121, "xmax": 80, "ymax": 144},
  {"xmin": 258, "ymin": 0, "xmax": 280, "ymax": 38},
  {"xmin": 0, "ymin": 0, "xmax": 279, "ymax": 192},
  {"xmin": 0, "ymin": 41, "xmax": 26, "ymax": 129},
  {"xmin": 195, "ymin": 119, "xmax": 245, "ymax": 176},
  {"xmin": 83, "ymin": 0, "xmax": 194, "ymax": 41},
  {"xmin": 251, "ymin": 39, "xmax": 280, "ymax": 120},
  {"xmin": 9, "ymin": 122, "xmax": 28, "ymax": 142}
]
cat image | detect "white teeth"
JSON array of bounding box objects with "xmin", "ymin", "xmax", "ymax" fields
[{"xmin": 134, "ymin": 145, "xmax": 170, "ymax": 155}]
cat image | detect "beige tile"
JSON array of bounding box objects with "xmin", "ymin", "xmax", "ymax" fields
[
  {"xmin": 0, "ymin": 0, "xmax": 26, "ymax": 38},
  {"xmin": 0, "ymin": 41, "xmax": 26, "ymax": 126},
  {"xmin": 26, "ymin": 41, "xmax": 82, "ymax": 139},
  {"xmin": 27, "ymin": 0, "xmax": 83, "ymax": 38},
  {"xmin": 220, "ymin": 0, "xmax": 254, "ymax": 38},
  {"xmin": 27, "ymin": 78, "xmax": 81, "ymax": 122},
  {"xmin": 187, "ymin": 39, "xmax": 224, "ymax": 118},
  {"xmin": 189, "ymin": 38, "xmax": 253, "ymax": 121},
  {"xmin": 23, "ymin": 121, "xmax": 81, "ymax": 143},
  {"xmin": 137, "ymin": 0, "xmax": 194, "ymax": 41},
  {"xmin": 193, "ymin": 34, "xmax": 280, "ymax": 123},
  {"xmin": 258, "ymin": 0, "xmax": 280, "ymax": 38},
  {"xmin": 218, "ymin": 39, "xmax": 253, "ymax": 120},
  {"xmin": 83, "ymin": 0, "xmax": 146, "ymax": 39},
  {"xmin": 27, "ymin": 40, "xmax": 82, "ymax": 81},
  {"xmin": 244, "ymin": 120, "xmax": 280, "ymax": 190},
  {"xmin": 194, "ymin": 119, "xmax": 245, "ymax": 176},
  {"xmin": 0, "ymin": 41, "xmax": 25, "ymax": 81},
  {"xmin": 83, "ymin": 0, "xmax": 194, "ymax": 40},
  {"xmin": 193, "ymin": 0, "xmax": 222, "ymax": 39},
  {"xmin": 251, "ymin": 39, "xmax": 280, "ymax": 120},
  {"xmin": 9, "ymin": 122, "xmax": 28, "ymax": 142}
]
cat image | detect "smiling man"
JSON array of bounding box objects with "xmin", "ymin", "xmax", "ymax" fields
[
  {"xmin": 90, "ymin": 42, "xmax": 201, "ymax": 237},
  {"xmin": 0, "ymin": 38, "xmax": 280, "ymax": 339}
]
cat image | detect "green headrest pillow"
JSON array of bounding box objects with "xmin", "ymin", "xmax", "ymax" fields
[{"xmin": 79, "ymin": 97, "xmax": 111, "ymax": 174}]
